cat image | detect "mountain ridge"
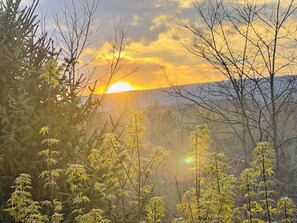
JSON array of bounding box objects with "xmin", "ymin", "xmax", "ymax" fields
[{"xmin": 81, "ymin": 75, "xmax": 297, "ymax": 112}]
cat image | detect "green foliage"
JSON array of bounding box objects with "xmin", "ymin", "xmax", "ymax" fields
[
  {"xmin": 88, "ymin": 132, "xmax": 130, "ymax": 220},
  {"xmin": 145, "ymin": 196, "xmax": 165, "ymax": 223},
  {"xmin": 238, "ymin": 142, "xmax": 280, "ymax": 222},
  {"xmin": 38, "ymin": 126, "xmax": 64, "ymax": 192},
  {"xmin": 189, "ymin": 126, "xmax": 209, "ymax": 150},
  {"xmin": 88, "ymin": 111, "xmax": 168, "ymax": 222},
  {"xmin": 240, "ymin": 168, "xmax": 262, "ymax": 222},
  {"xmin": 125, "ymin": 111, "xmax": 168, "ymax": 221},
  {"xmin": 5, "ymin": 174, "xmax": 48, "ymax": 222},
  {"xmin": 76, "ymin": 209, "xmax": 110, "ymax": 223},
  {"xmin": 177, "ymin": 153, "xmax": 237, "ymax": 222},
  {"xmin": 176, "ymin": 126, "xmax": 237, "ymax": 222},
  {"xmin": 202, "ymin": 152, "xmax": 237, "ymax": 222},
  {"xmin": 0, "ymin": 1, "xmax": 102, "ymax": 220},
  {"xmin": 66, "ymin": 164, "xmax": 89, "ymax": 199},
  {"xmin": 252, "ymin": 142, "xmax": 276, "ymax": 179},
  {"xmin": 176, "ymin": 188, "xmax": 201, "ymax": 223},
  {"xmin": 4, "ymin": 123, "xmax": 297, "ymax": 223},
  {"xmin": 42, "ymin": 199, "xmax": 64, "ymax": 223},
  {"xmin": 38, "ymin": 126, "xmax": 64, "ymax": 222},
  {"xmin": 40, "ymin": 59, "xmax": 62, "ymax": 88},
  {"xmin": 0, "ymin": 0, "xmax": 51, "ymax": 172},
  {"xmin": 251, "ymin": 142, "xmax": 277, "ymax": 222},
  {"xmin": 65, "ymin": 164, "xmax": 91, "ymax": 222},
  {"xmin": 1, "ymin": 1, "xmax": 297, "ymax": 222},
  {"xmin": 277, "ymin": 197, "xmax": 296, "ymax": 223},
  {"xmin": 0, "ymin": 2, "xmax": 55, "ymax": 217},
  {"xmin": 188, "ymin": 126, "xmax": 209, "ymax": 203},
  {"xmin": 176, "ymin": 126, "xmax": 210, "ymax": 222}
]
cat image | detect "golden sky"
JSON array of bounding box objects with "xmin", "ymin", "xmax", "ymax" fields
[
  {"xmin": 78, "ymin": 0, "xmax": 222, "ymax": 93},
  {"xmin": 33, "ymin": 0, "xmax": 295, "ymax": 94},
  {"xmin": 27, "ymin": 0, "xmax": 220, "ymax": 94},
  {"xmin": 77, "ymin": 0, "xmax": 219, "ymax": 93}
]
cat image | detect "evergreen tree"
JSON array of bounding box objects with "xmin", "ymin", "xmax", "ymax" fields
[
  {"xmin": 0, "ymin": 1, "xmax": 101, "ymax": 220},
  {"xmin": 0, "ymin": 0, "xmax": 52, "ymax": 215}
]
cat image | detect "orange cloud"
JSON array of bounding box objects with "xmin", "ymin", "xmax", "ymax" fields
[{"xmin": 82, "ymin": 21, "xmax": 220, "ymax": 95}]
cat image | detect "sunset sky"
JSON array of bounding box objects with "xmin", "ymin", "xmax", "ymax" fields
[
  {"xmin": 30, "ymin": 0, "xmax": 221, "ymax": 93},
  {"xmin": 24, "ymin": 0, "xmax": 292, "ymax": 94},
  {"xmin": 92, "ymin": 0, "xmax": 212, "ymax": 91}
]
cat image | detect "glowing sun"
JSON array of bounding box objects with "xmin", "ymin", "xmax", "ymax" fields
[{"xmin": 107, "ymin": 82, "xmax": 135, "ymax": 94}]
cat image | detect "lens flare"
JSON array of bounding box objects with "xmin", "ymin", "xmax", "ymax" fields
[{"xmin": 184, "ymin": 156, "xmax": 195, "ymax": 164}]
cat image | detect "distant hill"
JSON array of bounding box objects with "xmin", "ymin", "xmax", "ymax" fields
[
  {"xmin": 82, "ymin": 75, "xmax": 297, "ymax": 112},
  {"xmin": 96, "ymin": 82, "xmax": 219, "ymax": 111},
  {"xmin": 80, "ymin": 83, "xmax": 201, "ymax": 112},
  {"xmin": 97, "ymin": 87, "xmax": 180, "ymax": 112}
]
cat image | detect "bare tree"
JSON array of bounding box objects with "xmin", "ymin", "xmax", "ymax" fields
[
  {"xmin": 97, "ymin": 22, "xmax": 142, "ymax": 103},
  {"xmin": 170, "ymin": 0, "xmax": 297, "ymax": 176},
  {"xmin": 53, "ymin": 0, "xmax": 99, "ymax": 94},
  {"xmin": 52, "ymin": 1, "xmax": 140, "ymax": 114},
  {"xmin": 37, "ymin": 0, "xmax": 146, "ymax": 160}
]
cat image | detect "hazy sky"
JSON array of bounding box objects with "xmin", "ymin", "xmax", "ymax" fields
[{"xmin": 29, "ymin": 0, "xmax": 218, "ymax": 92}]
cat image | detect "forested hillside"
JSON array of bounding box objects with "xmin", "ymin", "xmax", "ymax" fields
[{"xmin": 1, "ymin": 0, "xmax": 297, "ymax": 222}]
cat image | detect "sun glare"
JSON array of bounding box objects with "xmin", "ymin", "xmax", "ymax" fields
[{"xmin": 107, "ymin": 82, "xmax": 135, "ymax": 94}]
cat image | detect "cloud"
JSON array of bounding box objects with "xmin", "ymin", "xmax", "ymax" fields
[
  {"xmin": 95, "ymin": 0, "xmax": 196, "ymax": 46},
  {"xmin": 165, "ymin": 0, "xmax": 194, "ymax": 9},
  {"xmin": 32, "ymin": 0, "xmax": 226, "ymax": 94},
  {"xmin": 131, "ymin": 15, "xmax": 140, "ymax": 26},
  {"xmin": 83, "ymin": 17, "xmax": 221, "ymax": 93},
  {"xmin": 23, "ymin": 0, "xmax": 297, "ymax": 96}
]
